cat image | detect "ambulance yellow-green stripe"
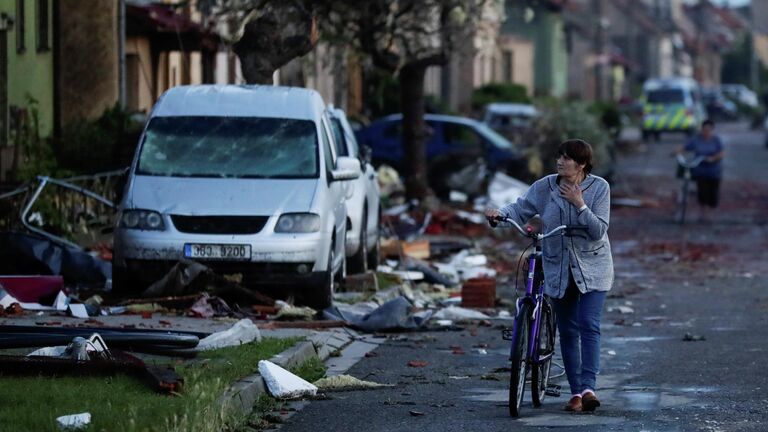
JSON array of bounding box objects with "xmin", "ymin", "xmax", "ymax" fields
[{"xmin": 642, "ymin": 106, "xmax": 695, "ymax": 131}]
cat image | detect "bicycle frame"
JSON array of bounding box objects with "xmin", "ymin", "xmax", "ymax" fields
[
  {"xmin": 500, "ymin": 220, "xmax": 565, "ymax": 365},
  {"xmin": 676, "ymin": 154, "xmax": 704, "ymax": 225},
  {"xmin": 510, "ymin": 243, "xmax": 552, "ymax": 366}
]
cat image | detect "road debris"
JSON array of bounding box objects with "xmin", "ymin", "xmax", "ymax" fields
[
  {"xmin": 683, "ymin": 333, "xmax": 706, "ymax": 342},
  {"xmin": 324, "ymin": 296, "xmax": 432, "ymax": 332},
  {"xmin": 407, "ymin": 360, "xmax": 428, "ymax": 368},
  {"xmin": 56, "ymin": 412, "xmax": 91, "ymax": 430},
  {"xmin": 431, "ymin": 306, "xmax": 490, "ymax": 321},
  {"xmin": 607, "ymin": 305, "xmax": 635, "ymax": 314},
  {"xmin": 1, "ymin": 333, "xmax": 184, "ymax": 393},
  {"xmin": 258, "ymin": 360, "xmax": 318, "ymax": 399},
  {"xmin": 461, "ymin": 278, "xmax": 496, "ymax": 308},
  {"xmin": 196, "ymin": 319, "xmax": 261, "ymax": 351},
  {"xmin": 313, "ymin": 374, "xmax": 393, "ymax": 391}
]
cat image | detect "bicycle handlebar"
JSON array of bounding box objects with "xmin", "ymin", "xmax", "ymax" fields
[
  {"xmin": 676, "ymin": 154, "xmax": 705, "ymax": 169},
  {"xmin": 489, "ymin": 215, "xmax": 588, "ymax": 239}
]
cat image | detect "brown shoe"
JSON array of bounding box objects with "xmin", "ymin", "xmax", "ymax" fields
[
  {"xmin": 564, "ymin": 395, "xmax": 582, "ymax": 412},
  {"xmin": 582, "ymin": 392, "xmax": 601, "ymax": 412}
]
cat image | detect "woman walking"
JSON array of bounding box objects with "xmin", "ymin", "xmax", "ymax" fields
[{"xmin": 485, "ymin": 139, "xmax": 613, "ymax": 412}]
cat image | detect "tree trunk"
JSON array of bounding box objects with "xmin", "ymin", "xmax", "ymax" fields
[
  {"xmin": 232, "ymin": 7, "xmax": 318, "ymax": 86},
  {"xmin": 399, "ymin": 63, "xmax": 431, "ymax": 200},
  {"xmin": 235, "ymin": 51, "xmax": 277, "ymax": 84}
]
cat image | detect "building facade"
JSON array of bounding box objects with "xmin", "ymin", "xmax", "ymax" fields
[{"xmin": 0, "ymin": 0, "xmax": 54, "ymax": 181}]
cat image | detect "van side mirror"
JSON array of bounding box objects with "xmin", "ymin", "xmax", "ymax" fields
[{"xmin": 331, "ymin": 156, "xmax": 362, "ymax": 181}]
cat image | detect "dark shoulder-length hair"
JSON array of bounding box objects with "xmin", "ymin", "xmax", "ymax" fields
[{"xmin": 558, "ymin": 139, "xmax": 594, "ymax": 175}]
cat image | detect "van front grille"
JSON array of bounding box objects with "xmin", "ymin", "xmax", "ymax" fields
[{"xmin": 171, "ymin": 215, "xmax": 269, "ymax": 234}]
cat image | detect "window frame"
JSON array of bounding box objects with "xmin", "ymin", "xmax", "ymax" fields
[
  {"xmin": 16, "ymin": 0, "xmax": 25, "ymax": 54},
  {"xmin": 36, "ymin": 0, "xmax": 49, "ymax": 52}
]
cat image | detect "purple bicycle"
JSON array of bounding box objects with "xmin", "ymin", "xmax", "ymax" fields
[{"xmin": 491, "ymin": 215, "xmax": 586, "ymax": 417}]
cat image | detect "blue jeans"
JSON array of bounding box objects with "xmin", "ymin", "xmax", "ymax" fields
[{"xmin": 551, "ymin": 275, "xmax": 607, "ymax": 395}]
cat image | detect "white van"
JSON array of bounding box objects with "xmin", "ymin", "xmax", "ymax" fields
[
  {"xmin": 113, "ymin": 85, "xmax": 360, "ymax": 309},
  {"xmin": 641, "ymin": 78, "xmax": 706, "ymax": 141}
]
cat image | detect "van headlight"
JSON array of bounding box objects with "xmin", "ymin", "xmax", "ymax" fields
[
  {"xmin": 119, "ymin": 210, "xmax": 166, "ymax": 231},
  {"xmin": 275, "ymin": 213, "xmax": 321, "ymax": 233}
]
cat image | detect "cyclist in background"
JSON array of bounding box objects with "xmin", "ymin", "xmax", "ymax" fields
[
  {"xmin": 675, "ymin": 119, "xmax": 725, "ymax": 223},
  {"xmin": 485, "ymin": 139, "xmax": 613, "ymax": 413}
]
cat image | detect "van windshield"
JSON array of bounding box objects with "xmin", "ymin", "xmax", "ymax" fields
[
  {"xmin": 137, "ymin": 116, "xmax": 318, "ymax": 178},
  {"xmin": 646, "ymin": 89, "xmax": 685, "ymax": 104}
]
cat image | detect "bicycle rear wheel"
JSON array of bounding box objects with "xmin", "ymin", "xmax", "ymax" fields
[
  {"xmin": 509, "ymin": 303, "xmax": 532, "ymax": 417},
  {"xmin": 531, "ymin": 299, "xmax": 556, "ymax": 407}
]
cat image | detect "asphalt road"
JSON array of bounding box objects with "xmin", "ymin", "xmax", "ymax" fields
[{"xmin": 272, "ymin": 122, "xmax": 768, "ymax": 432}]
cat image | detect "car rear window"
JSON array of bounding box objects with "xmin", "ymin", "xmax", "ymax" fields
[
  {"xmin": 137, "ymin": 116, "xmax": 318, "ymax": 179},
  {"xmin": 647, "ymin": 89, "xmax": 685, "ymax": 104}
]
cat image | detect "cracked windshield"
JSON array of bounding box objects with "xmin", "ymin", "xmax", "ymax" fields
[
  {"xmin": 138, "ymin": 117, "xmax": 318, "ymax": 178},
  {"xmin": 1, "ymin": 0, "xmax": 766, "ymax": 431}
]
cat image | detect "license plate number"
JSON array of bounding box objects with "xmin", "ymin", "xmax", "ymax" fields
[{"xmin": 184, "ymin": 244, "xmax": 251, "ymax": 260}]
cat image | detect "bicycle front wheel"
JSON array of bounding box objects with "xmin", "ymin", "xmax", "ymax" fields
[
  {"xmin": 509, "ymin": 303, "xmax": 532, "ymax": 417},
  {"xmin": 531, "ymin": 299, "xmax": 556, "ymax": 407}
]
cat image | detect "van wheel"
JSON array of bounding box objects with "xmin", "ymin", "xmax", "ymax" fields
[
  {"xmin": 306, "ymin": 248, "xmax": 334, "ymax": 310},
  {"xmin": 348, "ymin": 212, "xmax": 368, "ymax": 274},
  {"xmin": 641, "ymin": 130, "xmax": 650, "ymax": 142}
]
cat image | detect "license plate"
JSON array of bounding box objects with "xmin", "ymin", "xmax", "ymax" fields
[{"xmin": 184, "ymin": 244, "xmax": 251, "ymax": 261}]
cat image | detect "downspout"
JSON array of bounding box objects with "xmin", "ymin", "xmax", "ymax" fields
[{"xmin": 118, "ymin": 0, "xmax": 126, "ymax": 108}]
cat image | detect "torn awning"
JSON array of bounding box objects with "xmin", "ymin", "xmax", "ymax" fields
[{"xmin": 127, "ymin": 3, "xmax": 220, "ymax": 52}]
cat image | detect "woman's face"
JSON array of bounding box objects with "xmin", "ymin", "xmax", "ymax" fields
[{"xmin": 557, "ymin": 153, "xmax": 586, "ymax": 179}]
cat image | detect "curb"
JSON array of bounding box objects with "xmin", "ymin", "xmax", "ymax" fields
[{"xmin": 216, "ymin": 329, "xmax": 356, "ymax": 425}]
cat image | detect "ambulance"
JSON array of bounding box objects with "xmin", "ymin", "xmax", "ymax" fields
[{"xmin": 641, "ymin": 77, "xmax": 706, "ymax": 141}]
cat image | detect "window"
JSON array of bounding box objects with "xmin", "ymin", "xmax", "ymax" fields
[
  {"xmin": 126, "ymin": 54, "xmax": 140, "ymax": 111},
  {"xmin": 502, "ymin": 51, "xmax": 514, "ymax": 83},
  {"xmin": 36, "ymin": 0, "xmax": 49, "ymax": 51},
  {"xmin": 646, "ymin": 89, "xmax": 685, "ymax": 104},
  {"xmin": 16, "ymin": 0, "xmax": 25, "ymax": 53},
  {"xmin": 137, "ymin": 117, "xmax": 319, "ymax": 178},
  {"xmin": 443, "ymin": 123, "xmax": 482, "ymax": 149},
  {"xmin": 320, "ymin": 118, "xmax": 336, "ymax": 171},
  {"xmin": 329, "ymin": 118, "xmax": 350, "ymax": 157}
]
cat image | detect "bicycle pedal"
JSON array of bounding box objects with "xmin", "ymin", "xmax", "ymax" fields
[
  {"xmin": 501, "ymin": 328, "xmax": 514, "ymax": 341},
  {"xmin": 545, "ymin": 384, "xmax": 561, "ymax": 397}
]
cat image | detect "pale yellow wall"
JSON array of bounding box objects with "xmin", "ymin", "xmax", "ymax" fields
[
  {"xmin": 126, "ymin": 36, "xmax": 153, "ymax": 114},
  {"xmin": 498, "ymin": 35, "xmax": 534, "ymax": 96},
  {"xmin": 2, "ymin": 0, "xmax": 54, "ymax": 136}
]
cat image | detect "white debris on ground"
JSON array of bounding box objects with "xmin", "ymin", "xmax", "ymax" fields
[
  {"xmin": 447, "ymin": 250, "xmax": 497, "ymax": 281},
  {"xmin": 259, "ymin": 360, "xmax": 318, "ymax": 399},
  {"xmin": 197, "ymin": 319, "xmax": 262, "ymax": 351},
  {"xmin": 607, "ymin": 305, "xmax": 635, "ymax": 314},
  {"xmin": 432, "ymin": 306, "xmax": 491, "ymax": 321},
  {"xmin": 274, "ymin": 301, "xmax": 317, "ymax": 320},
  {"xmin": 56, "ymin": 412, "xmax": 91, "ymax": 430},
  {"xmin": 313, "ymin": 374, "xmax": 393, "ymax": 391},
  {"xmin": 488, "ymin": 171, "xmax": 529, "ymax": 208}
]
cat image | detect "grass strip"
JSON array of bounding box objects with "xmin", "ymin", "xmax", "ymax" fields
[{"xmin": 0, "ymin": 337, "xmax": 300, "ymax": 432}]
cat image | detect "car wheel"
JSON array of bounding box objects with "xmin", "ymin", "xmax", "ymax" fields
[
  {"xmin": 367, "ymin": 211, "xmax": 381, "ymax": 271},
  {"xmin": 111, "ymin": 265, "xmax": 141, "ymax": 295},
  {"xmin": 348, "ymin": 212, "xmax": 368, "ymax": 274},
  {"xmin": 306, "ymin": 247, "xmax": 334, "ymax": 310}
]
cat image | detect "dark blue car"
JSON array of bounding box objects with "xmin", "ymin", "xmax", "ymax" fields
[{"xmin": 355, "ymin": 114, "xmax": 529, "ymax": 197}]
